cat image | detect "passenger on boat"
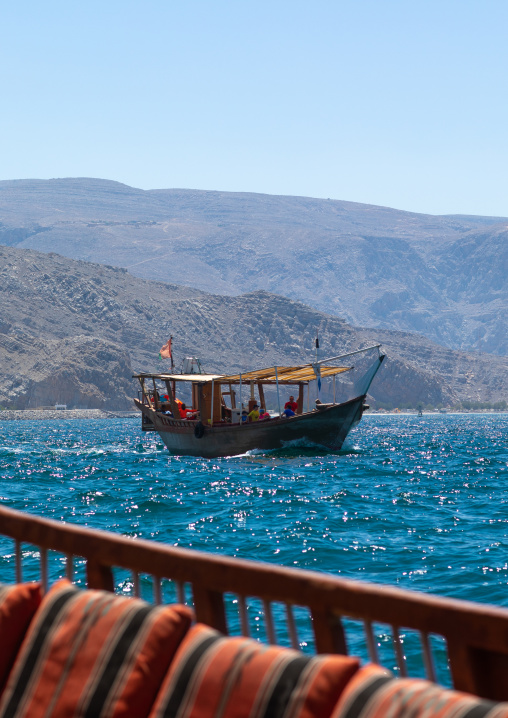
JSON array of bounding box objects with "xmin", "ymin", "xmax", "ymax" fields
[
  {"xmin": 282, "ymin": 407, "xmax": 296, "ymax": 418},
  {"xmin": 247, "ymin": 404, "xmax": 260, "ymax": 422},
  {"xmin": 284, "ymin": 396, "xmax": 298, "ymax": 412},
  {"xmin": 179, "ymin": 403, "xmax": 188, "ymax": 419},
  {"xmin": 241, "ymin": 410, "xmax": 248, "ymax": 423},
  {"xmin": 258, "ymin": 408, "xmax": 270, "ymax": 421}
]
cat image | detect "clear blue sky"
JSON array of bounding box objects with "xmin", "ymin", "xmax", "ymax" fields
[{"xmin": 1, "ymin": 1, "xmax": 507, "ymax": 216}]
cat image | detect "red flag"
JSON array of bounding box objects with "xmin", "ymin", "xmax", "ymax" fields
[{"xmin": 159, "ymin": 338, "xmax": 172, "ymax": 359}]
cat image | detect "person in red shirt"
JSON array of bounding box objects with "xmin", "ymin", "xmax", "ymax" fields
[{"xmin": 284, "ymin": 395, "xmax": 298, "ymax": 413}]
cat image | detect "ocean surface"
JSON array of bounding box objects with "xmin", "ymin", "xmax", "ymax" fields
[{"xmin": 0, "ymin": 413, "xmax": 507, "ymax": 677}]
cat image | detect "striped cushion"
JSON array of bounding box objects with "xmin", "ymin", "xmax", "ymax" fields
[
  {"xmin": 331, "ymin": 664, "xmax": 508, "ymax": 718},
  {"xmin": 149, "ymin": 623, "xmax": 360, "ymax": 718},
  {"xmin": 0, "ymin": 583, "xmax": 41, "ymax": 698},
  {"xmin": 0, "ymin": 579, "xmax": 193, "ymax": 718}
]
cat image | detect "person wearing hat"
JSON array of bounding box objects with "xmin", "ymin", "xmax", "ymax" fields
[{"xmin": 247, "ymin": 403, "xmax": 260, "ymax": 422}]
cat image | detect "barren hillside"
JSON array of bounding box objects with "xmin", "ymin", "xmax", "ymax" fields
[
  {"xmin": 0, "ymin": 246, "xmax": 506, "ymax": 410},
  {"xmin": 0, "ymin": 178, "xmax": 506, "ymax": 355}
]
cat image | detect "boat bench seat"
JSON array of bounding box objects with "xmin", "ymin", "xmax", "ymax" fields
[{"xmin": 1, "ymin": 580, "xmax": 508, "ymax": 718}]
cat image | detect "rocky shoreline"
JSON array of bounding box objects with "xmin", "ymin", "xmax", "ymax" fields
[{"xmin": 0, "ymin": 409, "xmax": 138, "ymax": 421}]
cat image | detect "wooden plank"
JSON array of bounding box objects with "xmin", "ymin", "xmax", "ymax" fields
[
  {"xmin": 263, "ymin": 599, "xmax": 277, "ymax": 644},
  {"xmin": 297, "ymin": 383, "xmax": 304, "ymax": 414},
  {"xmin": 364, "ymin": 620, "xmax": 379, "ymax": 663},
  {"xmin": 312, "ymin": 608, "xmax": 348, "ymax": 654},
  {"xmin": 86, "ymin": 559, "xmax": 114, "ymax": 592},
  {"xmin": 286, "ymin": 604, "xmax": 299, "ymax": 649},
  {"xmin": 448, "ymin": 643, "xmax": 508, "ymax": 701},
  {"xmin": 200, "ymin": 382, "xmax": 222, "ymax": 424},
  {"xmin": 258, "ymin": 383, "xmax": 265, "ymax": 411},
  {"xmin": 420, "ymin": 631, "xmax": 436, "ymax": 683},
  {"xmin": 139, "ymin": 377, "xmax": 147, "ymax": 403},
  {"xmin": 193, "ymin": 584, "xmax": 228, "ymax": 634}
]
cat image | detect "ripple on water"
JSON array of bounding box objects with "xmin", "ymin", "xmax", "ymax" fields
[{"xmin": 0, "ymin": 416, "xmax": 507, "ymax": 644}]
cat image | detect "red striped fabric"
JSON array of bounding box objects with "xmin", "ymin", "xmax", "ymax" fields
[
  {"xmin": 331, "ymin": 664, "xmax": 508, "ymax": 718},
  {"xmin": 0, "ymin": 579, "xmax": 193, "ymax": 718},
  {"xmin": 0, "ymin": 583, "xmax": 41, "ymax": 699},
  {"xmin": 149, "ymin": 623, "xmax": 360, "ymax": 718}
]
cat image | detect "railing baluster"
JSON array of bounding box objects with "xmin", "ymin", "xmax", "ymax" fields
[
  {"xmin": 421, "ymin": 631, "xmax": 437, "ymax": 682},
  {"xmin": 364, "ymin": 619, "xmax": 379, "ymax": 663},
  {"xmin": 263, "ymin": 599, "xmax": 277, "ymax": 645},
  {"xmin": 15, "ymin": 539, "xmax": 22, "ymax": 583},
  {"xmin": 86, "ymin": 559, "xmax": 114, "ymax": 592},
  {"xmin": 286, "ymin": 604, "xmax": 299, "ymax": 649},
  {"xmin": 176, "ymin": 581, "xmax": 185, "ymax": 604},
  {"xmin": 392, "ymin": 626, "xmax": 407, "ymax": 676},
  {"xmin": 65, "ymin": 553, "xmax": 73, "ymax": 582},
  {"xmin": 40, "ymin": 547, "xmax": 48, "ymax": 593},
  {"xmin": 238, "ymin": 595, "xmax": 250, "ymax": 637},
  {"xmin": 133, "ymin": 571, "xmax": 140, "ymax": 598},
  {"xmin": 192, "ymin": 585, "xmax": 228, "ymax": 634},
  {"xmin": 311, "ymin": 608, "xmax": 348, "ymax": 654},
  {"xmin": 153, "ymin": 576, "xmax": 162, "ymax": 605}
]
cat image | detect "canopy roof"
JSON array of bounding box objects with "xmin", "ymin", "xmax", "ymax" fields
[
  {"xmin": 134, "ymin": 373, "xmax": 224, "ymax": 383},
  {"xmin": 218, "ymin": 365, "xmax": 352, "ymax": 384},
  {"xmin": 134, "ymin": 365, "xmax": 352, "ymax": 385}
]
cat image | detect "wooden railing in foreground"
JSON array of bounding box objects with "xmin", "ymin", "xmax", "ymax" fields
[{"xmin": 1, "ymin": 505, "xmax": 508, "ymax": 701}]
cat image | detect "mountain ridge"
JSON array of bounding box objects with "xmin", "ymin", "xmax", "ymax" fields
[
  {"xmin": 0, "ymin": 178, "xmax": 506, "ymax": 355},
  {"xmin": 0, "ymin": 245, "xmax": 506, "ymax": 411}
]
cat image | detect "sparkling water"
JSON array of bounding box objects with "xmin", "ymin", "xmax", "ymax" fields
[{"xmin": 0, "ymin": 413, "xmax": 507, "ymax": 677}]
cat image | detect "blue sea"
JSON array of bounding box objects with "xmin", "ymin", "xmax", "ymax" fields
[{"xmin": 0, "ymin": 413, "xmax": 507, "ymax": 678}]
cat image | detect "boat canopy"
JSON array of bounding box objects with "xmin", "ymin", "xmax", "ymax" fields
[
  {"xmin": 133, "ymin": 373, "xmax": 224, "ymax": 383},
  {"xmin": 133, "ymin": 365, "xmax": 352, "ymax": 385},
  {"xmin": 218, "ymin": 365, "xmax": 352, "ymax": 384}
]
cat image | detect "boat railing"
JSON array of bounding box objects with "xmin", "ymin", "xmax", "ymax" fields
[{"xmin": 0, "ymin": 504, "xmax": 507, "ymax": 700}]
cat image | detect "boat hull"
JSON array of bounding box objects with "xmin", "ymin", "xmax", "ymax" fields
[{"xmin": 134, "ymin": 396, "xmax": 367, "ymax": 458}]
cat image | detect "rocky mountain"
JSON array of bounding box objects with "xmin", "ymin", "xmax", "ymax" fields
[
  {"xmin": 0, "ymin": 246, "xmax": 506, "ymax": 410},
  {"xmin": 0, "ymin": 178, "xmax": 506, "ymax": 356}
]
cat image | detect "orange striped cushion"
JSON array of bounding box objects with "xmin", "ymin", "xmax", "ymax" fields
[
  {"xmin": 0, "ymin": 579, "xmax": 193, "ymax": 718},
  {"xmin": 0, "ymin": 583, "xmax": 41, "ymax": 698},
  {"xmin": 331, "ymin": 664, "xmax": 508, "ymax": 718},
  {"xmin": 149, "ymin": 623, "xmax": 360, "ymax": 718}
]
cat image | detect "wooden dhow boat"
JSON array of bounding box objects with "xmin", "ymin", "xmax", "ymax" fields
[{"xmin": 133, "ymin": 345, "xmax": 385, "ymax": 458}]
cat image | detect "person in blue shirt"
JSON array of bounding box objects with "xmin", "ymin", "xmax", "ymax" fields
[{"xmin": 282, "ymin": 407, "xmax": 295, "ymax": 417}]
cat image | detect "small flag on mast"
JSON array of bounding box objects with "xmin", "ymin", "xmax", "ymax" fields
[{"xmin": 159, "ymin": 337, "xmax": 172, "ymax": 360}]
